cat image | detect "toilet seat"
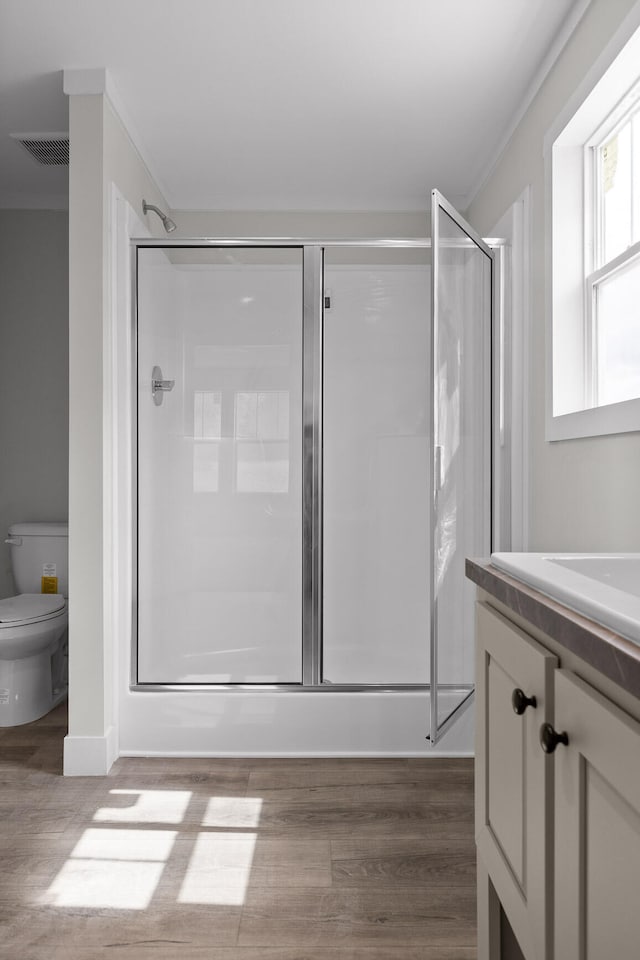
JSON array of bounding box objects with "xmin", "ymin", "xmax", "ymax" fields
[{"xmin": 0, "ymin": 593, "xmax": 66, "ymax": 628}]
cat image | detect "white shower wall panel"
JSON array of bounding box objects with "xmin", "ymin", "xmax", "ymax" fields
[
  {"xmin": 137, "ymin": 254, "xmax": 303, "ymax": 683},
  {"xmin": 323, "ymin": 265, "xmax": 431, "ymax": 684}
]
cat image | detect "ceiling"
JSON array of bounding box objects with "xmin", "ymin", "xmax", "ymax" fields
[{"xmin": 0, "ymin": 0, "xmax": 582, "ymax": 212}]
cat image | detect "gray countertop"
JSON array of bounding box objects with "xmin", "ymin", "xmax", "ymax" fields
[{"xmin": 466, "ymin": 558, "xmax": 640, "ymax": 700}]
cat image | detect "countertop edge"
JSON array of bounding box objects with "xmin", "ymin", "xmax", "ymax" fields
[{"xmin": 466, "ymin": 558, "xmax": 640, "ymax": 700}]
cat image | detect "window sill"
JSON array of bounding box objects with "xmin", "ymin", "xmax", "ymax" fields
[{"xmin": 546, "ymin": 395, "xmax": 640, "ymax": 441}]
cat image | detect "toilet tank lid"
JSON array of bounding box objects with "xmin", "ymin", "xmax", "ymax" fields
[
  {"xmin": 0, "ymin": 593, "xmax": 66, "ymax": 622},
  {"xmin": 8, "ymin": 522, "xmax": 68, "ymax": 538}
]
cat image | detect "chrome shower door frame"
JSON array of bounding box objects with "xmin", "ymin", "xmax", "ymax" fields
[
  {"xmin": 302, "ymin": 246, "xmax": 323, "ymax": 686},
  {"xmin": 130, "ymin": 234, "xmax": 491, "ymax": 726}
]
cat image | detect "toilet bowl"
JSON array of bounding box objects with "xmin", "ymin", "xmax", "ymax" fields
[
  {"xmin": 0, "ymin": 522, "xmax": 69, "ymax": 726},
  {"xmin": 0, "ymin": 594, "xmax": 68, "ymax": 726}
]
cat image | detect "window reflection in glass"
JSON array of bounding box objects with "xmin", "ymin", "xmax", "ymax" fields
[
  {"xmin": 193, "ymin": 390, "xmax": 290, "ymax": 494},
  {"xmin": 193, "ymin": 391, "xmax": 222, "ymax": 492},
  {"xmin": 194, "ymin": 390, "xmax": 222, "ymax": 439},
  {"xmin": 235, "ymin": 391, "xmax": 290, "ymax": 493}
]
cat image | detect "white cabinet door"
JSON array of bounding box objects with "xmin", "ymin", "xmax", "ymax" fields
[
  {"xmin": 476, "ymin": 602, "xmax": 557, "ymax": 960},
  {"xmin": 554, "ymin": 668, "xmax": 640, "ymax": 960}
]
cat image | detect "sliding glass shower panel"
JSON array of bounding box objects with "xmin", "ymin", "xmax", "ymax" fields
[
  {"xmin": 136, "ymin": 247, "xmax": 303, "ymax": 683},
  {"xmin": 322, "ymin": 248, "xmax": 431, "ymax": 684},
  {"xmin": 431, "ymin": 193, "xmax": 492, "ymax": 735}
]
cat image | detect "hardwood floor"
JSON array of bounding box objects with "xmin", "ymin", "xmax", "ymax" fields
[{"xmin": 0, "ymin": 703, "xmax": 477, "ymax": 959}]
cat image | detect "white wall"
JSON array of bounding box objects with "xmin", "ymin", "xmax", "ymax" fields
[
  {"xmin": 466, "ymin": 0, "xmax": 640, "ymax": 551},
  {"xmin": 170, "ymin": 210, "xmax": 428, "ymax": 240},
  {"xmin": 66, "ymin": 83, "xmax": 168, "ymax": 772},
  {"xmin": 0, "ymin": 210, "xmax": 68, "ymax": 599}
]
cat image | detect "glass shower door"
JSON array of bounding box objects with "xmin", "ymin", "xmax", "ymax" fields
[
  {"xmin": 136, "ymin": 246, "xmax": 303, "ymax": 684},
  {"xmin": 430, "ymin": 191, "xmax": 493, "ymax": 742}
]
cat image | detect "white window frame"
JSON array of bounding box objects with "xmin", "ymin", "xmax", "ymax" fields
[
  {"xmin": 545, "ymin": 1, "xmax": 640, "ymax": 440},
  {"xmin": 585, "ymin": 88, "xmax": 640, "ymax": 408}
]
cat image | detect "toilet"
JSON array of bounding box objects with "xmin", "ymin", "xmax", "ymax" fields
[{"xmin": 0, "ymin": 522, "xmax": 68, "ymax": 726}]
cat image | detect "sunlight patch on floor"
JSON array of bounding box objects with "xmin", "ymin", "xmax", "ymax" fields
[
  {"xmin": 41, "ymin": 795, "xmax": 265, "ymax": 911},
  {"xmin": 202, "ymin": 796, "xmax": 263, "ymax": 828},
  {"xmin": 178, "ymin": 832, "xmax": 257, "ymax": 905},
  {"xmin": 93, "ymin": 788, "xmax": 193, "ymax": 824},
  {"xmin": 43, "ymin": 828, "xmax": 178, "ymax": 909}
]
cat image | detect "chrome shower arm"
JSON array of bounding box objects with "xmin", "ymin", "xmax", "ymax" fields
[{"xmin": 142, "ymin": 200, "xmax": 177, "ymax": 233}]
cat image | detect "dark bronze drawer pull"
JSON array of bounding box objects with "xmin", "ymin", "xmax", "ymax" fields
[
  {"xmin": 539, "ymin": 722, "xmax": 569, "ymax": 753},
  {"xmin": 512, "ymin": 688, "xmax": 537, "ymax": 715}
]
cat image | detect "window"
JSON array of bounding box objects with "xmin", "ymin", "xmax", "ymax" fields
[
  {"xmin": 546, "ymin": 13, "xmax": 640, "ymax": 440},
  {"xmin": 586, "ymin": 91, "xmax": 640, "ymax": 408}
]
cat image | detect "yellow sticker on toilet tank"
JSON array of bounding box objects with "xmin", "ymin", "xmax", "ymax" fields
[{"xmin": 42, "ymin": 565, "xmax": 58, "ymax": 594}]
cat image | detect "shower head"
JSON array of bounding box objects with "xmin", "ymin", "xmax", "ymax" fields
[{"xmin": 142, "ymin": 200, "xmax": 177, "ymax": 234}]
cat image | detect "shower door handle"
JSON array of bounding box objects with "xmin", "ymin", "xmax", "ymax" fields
[{"xmin": 152, "ymin": 365, "xmax": 175, "ymax": 405}]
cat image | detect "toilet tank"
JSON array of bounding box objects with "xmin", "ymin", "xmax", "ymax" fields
[{"xmin": 6, "ymin": 522, "xmax": 69, "ymax": 597}]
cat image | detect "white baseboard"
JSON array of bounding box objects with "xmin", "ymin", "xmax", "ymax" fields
[{"xmin": 63, "ymin": 725, "xmax": 118, "ymax": 776}]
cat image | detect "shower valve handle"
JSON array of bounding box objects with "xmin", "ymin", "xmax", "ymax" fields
[{"xmin": 151, "ymin": 365, "xmax": 175, "ymax": 405}]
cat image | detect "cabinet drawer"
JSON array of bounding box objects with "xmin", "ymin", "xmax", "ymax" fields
[{"xmin": 476, "ymin": 602, "xmax": 558, "ymax": 960}]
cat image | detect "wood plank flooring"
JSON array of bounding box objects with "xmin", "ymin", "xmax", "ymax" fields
[{"xmin": 0, "ymin": 703, "xmax": 477, "ymax": 959}]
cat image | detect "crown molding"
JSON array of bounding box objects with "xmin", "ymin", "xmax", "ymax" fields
[{"xmin": 463, "ymin": 0, "xmax": 593, "ymax": 211}]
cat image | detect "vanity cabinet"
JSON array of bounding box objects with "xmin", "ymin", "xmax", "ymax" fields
[{"xmin": 476, "ymin": 599, "xmax": 640, "ymax": 960}]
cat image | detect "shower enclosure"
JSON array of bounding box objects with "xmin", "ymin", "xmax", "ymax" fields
[{"xmin": 130, "ymin": 191, "xmax": 493, "ymax": 748}]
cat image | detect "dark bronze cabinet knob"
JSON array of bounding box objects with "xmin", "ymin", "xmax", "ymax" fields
[
  {"xmin": 539, "ymin": 722, "xmax": 569, "ymax": 753},
  {"xmin": 512, "ymin": 688, "xmax": 537, "ymax": 715}
]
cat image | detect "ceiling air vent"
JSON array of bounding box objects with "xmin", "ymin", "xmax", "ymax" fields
[{"xmin": 11, "ymin": 133, "xmax": 69, "ymax": 165}]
